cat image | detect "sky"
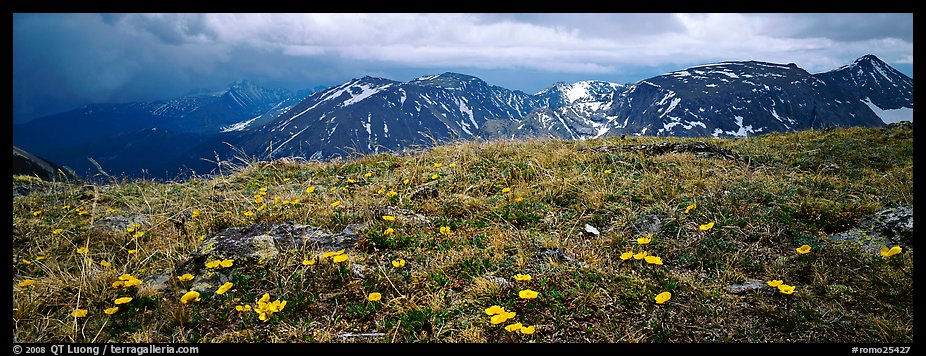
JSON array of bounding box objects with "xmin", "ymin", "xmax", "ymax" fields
[{"xmin": 13, "ymin": 13, "xmax": 914, "ymax": 123}]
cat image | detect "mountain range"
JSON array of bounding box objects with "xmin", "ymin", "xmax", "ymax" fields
[{"xmin": 12, "ymin": 55, "xmax": 913, "ymax": 180}]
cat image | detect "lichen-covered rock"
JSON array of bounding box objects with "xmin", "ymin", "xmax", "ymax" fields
[{"xmin": 828, "ymin": 205, "xmax": 913, "ymax": 253}]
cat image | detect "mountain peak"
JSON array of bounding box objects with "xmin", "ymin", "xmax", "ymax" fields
[{"xmin": 409, "ymin": 72, "xmax": 486, "ymax": 90}]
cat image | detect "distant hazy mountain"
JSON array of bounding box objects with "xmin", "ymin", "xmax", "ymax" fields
[{"xmin": 13, "ymin": 80, "xmax": 312, "ymax": 178}]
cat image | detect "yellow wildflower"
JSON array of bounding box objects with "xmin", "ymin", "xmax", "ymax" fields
[
  {"xmin": 112, "ymin": 281, "xmax": 124, "ymax": 288},
  {"xmin": 520, "ymin": 325, "xmax": 536, "ymax": 334},
  {"xmin": 439, "ymin": 226, "xmax": 451, "ymax": 235},
  {"xmin": 177, "ymin": 274, "xmax": 194, "ymax": 281},
  {"xmin": 104, "ymin": 307, "xmax": 119, "ymax": 315},
  {"xmin": 403, "ymin": 178, "xmax": 410, "ymax": 185},
  {"xmin": 383, "ymin": 227, "xmax": 395, "ymax": 236},
  {"xmin": 655, "ymin": 291, "xmax": 672, "ymax": 304},
  {"xmin": 216, "ymin": 282, "xmax": 234, "ymax": 295},
  {"xmin": 306, "ymin": 186, "xmax": 316, "ymax": 194},
  {"xmin": 33, "ymin": 210, "xmax": 42, "ymax": 217},
  {"xmin": 502, "ymin": 187, "xmax": 511, "ymax": 193},
  {"xmin": 767, "ymin": 280, "xmax": 783, "ymax": 288},
  {"xmin": 880, "ymin": 245, "xmax": 902, "ymax": 257},
  {"xmin": 99, "ymin": 260, "xmax": 111, "ymax": 267},
  {"xmin": 637, "ymin": 236, "xmax": 652, "ymax": 245},
  {"xmin": 364, "ymin": 172, "xmax": 372, "ymax": 178},
  {"xmin": 619, "ymin": 251, "xmax": 633, "ymax": 260},
  {"xmin": 796, "ymin": 245, "xmax": 811, "ymax": 254},
  {"xmin": 219, "ymin": 259, "xmax": 234, "ymax": 268},
  {"xmin": 633, "ymin": 251, "xmax": 648, "ymax": 260},
  {"xmin": 71, "ymin": 309, "xmax": 88, "ymax": 318},
  {"xmin": 205, "ymin": 260, "xmax": 221, "ymax": 269},
  {"xmin": 449, "ymin": 163, "xmax": 457, "ymax": 168},
  {"xmin": 333, "ymin": 254, "xmax": 349, "ymax": 263},
  {"xmin": 128, "ymin": 249, "xmax": 137, "ymax": 254},
  {"xmin": 191, "ymin": 210, "xmax": 201, "ymax": 219},
  {"xmin": 684, "ymin": 203, "xmax": 697, "ymax": 214},
  {"xmin": 18, "ymin": 280, "xmax": 35, "ymax": 287},
  {"xmin": 485, "ymin": 305, "xmax": 505, "ymax": 315},
  {"xmin": 430, "ymin": 173, "xmax": 439, "ymax": 180},
  {"xmin": 515, "ymin": 197, "xmax": 523, "ymax": 203},
  {"xmin": 391, "ymin": 259, "xmax": 406, "ymax": 268},
  {"xmin": 114, "ymin": 297, "xmax": 133, "ymax": 305},
  {"xmin": 35, "ymin": 256, "xmax": 45, "ymax": 261},
  {"xmin": 778, "ymin": 284, "xmax": 796, "ymax": 295},
  {"xmin": 243, "ymin": 211, "xmax": 254, "ymax": 217},
  {"xmin": 322, "ymin": 249, "xmax": 345, "ymax": 258},
  {"xmin": 331, "ymin": 200, "xmax": 341, "ymax": 208},
  {"xmin": 21, "ymin": 259, "xmax": 31, "ymax": 265},
  {"xmin": 490, "ymin": 311, "xmax": 516, "ymax": 324},
  {"xmin": 76, "ymin": 247, "xmax": 89, "ymax": 254},
  {"xmin": 518, "ymin": 289, "xmax": 539, "ymax": 299},
  {"xmin": 382, "ymin": 215, "xmax": 396, "ymax": 221},
  {"xmin": 604, "ymin": 169, "xmax": 612, "ymax": 174},
  {"xmin": 235, "ymin": 305, "xmax": 252, "ymax": 312},
  {"xmin": 133, "ymin": 231, "xmax": 145, "ymax": 238},
  {"xmin": 256, "ymin": 204, "xmax": 266, "ymax": 212},
  {"xmin": 513, "ymin": 274, "xmax": 531, "ymax": 281},
  {"xmin": 505, "ymin": 323, "xmax": 523, "ymax": 332},
  {"xmin": 367, "ymin": 292, "xmax": 382, "ymax": 302},
  {"xmin": 699, "ymin": 222, "xmax": 715, "ymax": 231},
  {"xmin": 644, "ymin": 255, "xmax": 663, "ymax": 265},
  {"xmin": 303, "ymin": 259, "xmax": 316, "ymax": 266},
  {"xmin": 52, "ymin": 228, "xmax": 64, "ymax": 235},
  {"xmin": 377, "ymin": 188, "xmax": 385, "ymax": 195},
  {"xmin": 181, "ymin": 291, "xmax": 201, "ymax": 304},
  {"xmin": 386, "ymin": 190, "xmax": 397, "ymax": 197}
]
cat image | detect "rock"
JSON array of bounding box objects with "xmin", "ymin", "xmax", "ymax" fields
[
  {"xmin": 350, "ymin": 263, "xmax": 368, "ymax": 279},
  {"xmin": 540, "ymin": 247, "xmax": 588, "ymax": 268},
  {"xmin": 91, "ymin": 214, "xmax": 151, "ymax": 233},
  {"xmin": 382, "ymin": 206, "xmax": 431, "ymax": 225},
  {"xmin": 341, "ymin": 223, "xmax": 369, "ymax": 238},
  {"xmin": 410, "ymin": 186, "xmax": 439, "ymax": 200},
  {"xmin": 483, "ymin": 274, "xmax": 512, "ymax": 290},
  {"xmin": 828, "ymin": 205, "xmax": 913, "ymax": 252},
  {"xmin": 885, "ymin": 121, "xmax": 912, "ymax": 130},
  {"xmin": 633, "ymin": 214, "xmax": 662, "ymax": 236},
  {"xmin": 725, "ymin": 278, "xmax": 769, "ymax": 295},
  {"xmin": 585, "ymin": 141, "xmax": 763, "ymax": 167},
  {"xmin": 584, "ymin": 224, "xmax": 600, "ymax": 236}
]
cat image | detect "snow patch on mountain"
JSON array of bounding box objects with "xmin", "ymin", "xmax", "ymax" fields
[{"xmin": 862, "ymin": 98, "xmax": 914, "ymax": 124}]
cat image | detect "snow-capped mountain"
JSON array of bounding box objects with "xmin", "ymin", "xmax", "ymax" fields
[
  {"xmin": 501, "ymin": 58, "xmax": 888, "ymax": 140},
  {"xmin": 232, "ymin": 73, "xmax": 542, "ymax": 159},
  {"xmin": 815, "ymin": 55, "xmax": 913, "ymax": 124},
  {"xmin": 14, "ymin": 55, "xmax": 909, "ymax": 179}
]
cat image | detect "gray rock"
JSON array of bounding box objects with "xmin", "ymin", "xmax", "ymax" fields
[
  {"xmin": 540, "ymin": 247, "xmax": 589, "ymax": 268},
  {"xmin": 633, "ymin": 214, "xmax": 662, "ymax": 236},
  {"xmin": 828, "ymin": 205, "xmax": 913, "ymax": 252},
  {"xmin": 91, "ymin": 214, "xmax": 151, "ymax": 233},
  {"xmin": 382, "ymin": 206, "xmax": 432, "ymax": 225},
  {"xmin": 725, "ymin": 278, "xmax": 769, "ymax": 295}
]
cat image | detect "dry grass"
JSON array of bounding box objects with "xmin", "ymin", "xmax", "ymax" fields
[{"xmin": 12, "ymin": 126, "xmax": 913, "ymax": 343}]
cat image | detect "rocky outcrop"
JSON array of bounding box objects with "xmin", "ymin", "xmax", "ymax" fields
[{"xmin": 828, "ymin": 205, "xmax": 913, "ymax": 253}]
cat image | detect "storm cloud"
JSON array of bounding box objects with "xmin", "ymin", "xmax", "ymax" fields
[{"xmin": 13, "ymin": 13, "xmax": 913, "ymax": 122}]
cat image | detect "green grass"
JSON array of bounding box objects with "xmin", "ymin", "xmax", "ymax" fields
[{"xmin": 12, "ymin": 126, "xmax": 913, "ymax": 343}]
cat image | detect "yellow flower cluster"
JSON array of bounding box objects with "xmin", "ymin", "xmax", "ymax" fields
[
  {"xmin": 205, "ymin": 259, "xmax": 234, "ymax": 269},
  {"xmin": 253, "ymin": 293, "xmax": 287, "ymax": 322},
  {"xmin": 767, "ymin": 280, "xmax": 796, "ymax": 294},
  {"xmin": 177, "ymin": 273, "xmax": 194, "ymax": 281},
  {"xmin": 655, "ymin": 291, "xmax": 672, "ymax": 304},
  {"xmin": 486, "ymin": 305, "xmax": 535, "ymax": 334},
  {"xmin": 439, "ymin": 226, "xmax": 451, "ymax": 235},
  {"xmin": 112, "ymin": 274, "xmax": 143, "ymax": 288},
  {"xmin": 391, "ymin": 259, "xmax": 406, "ymax": 268}
]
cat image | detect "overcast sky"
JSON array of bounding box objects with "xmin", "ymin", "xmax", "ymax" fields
[{"xmin": 13, "ymin": 13, "xmax": 913, "ymax": 123}]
